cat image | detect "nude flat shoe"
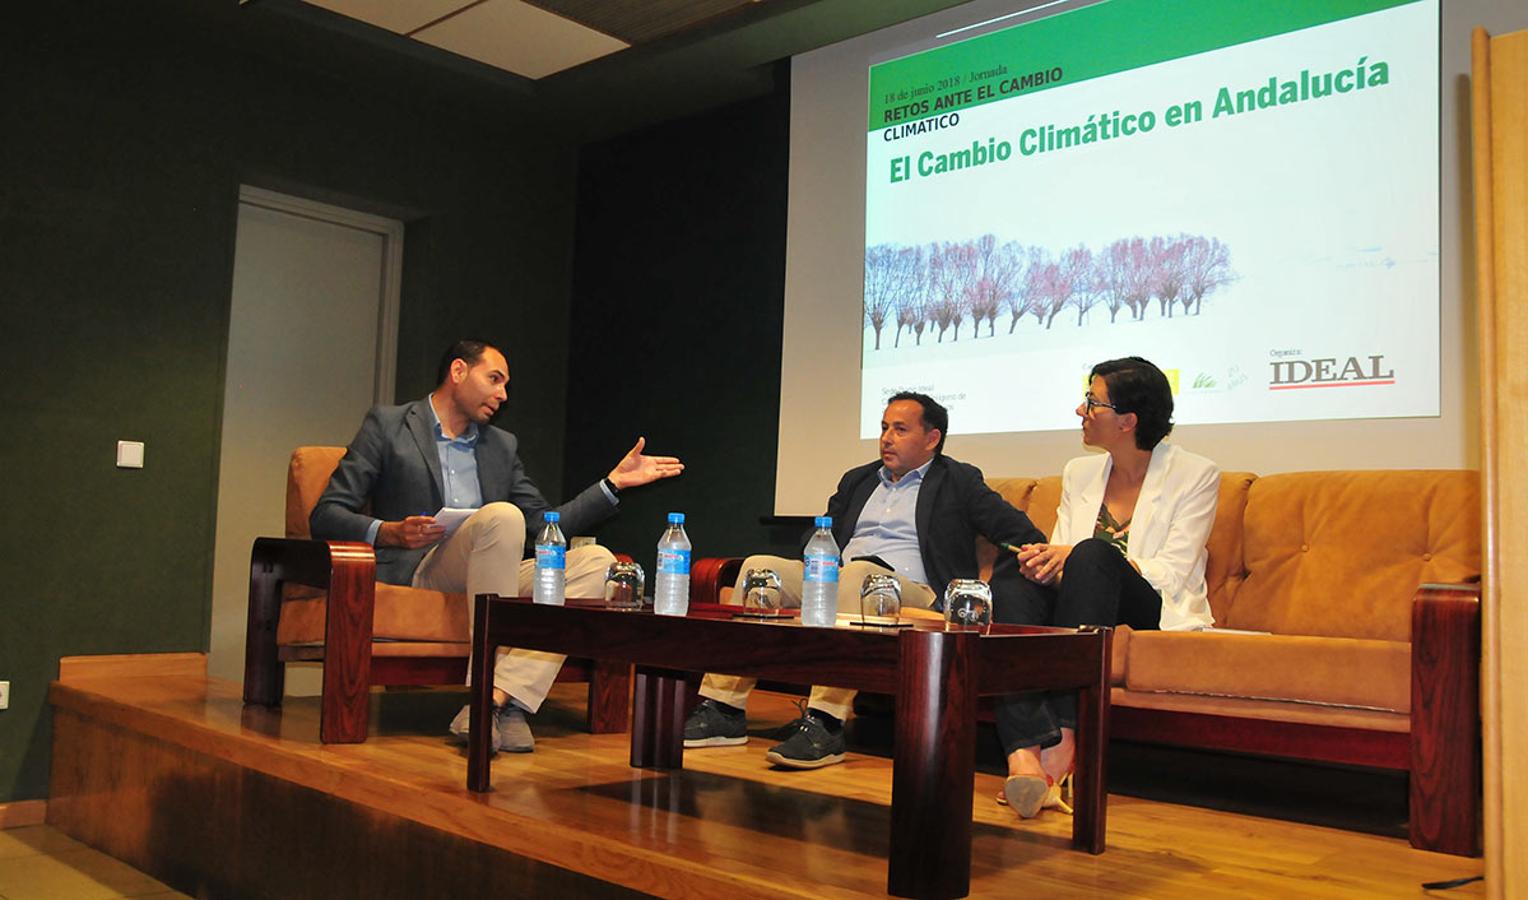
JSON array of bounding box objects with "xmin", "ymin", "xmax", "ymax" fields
[
  {"xmin": 997, "ymin": 771, "xmax": 1074, "ymax": 818},
  {"xmin": 1001, "ymin": 774, "xmax": 1050, "ymax": 818}
]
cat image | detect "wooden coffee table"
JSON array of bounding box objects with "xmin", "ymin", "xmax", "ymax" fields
[{"xmin": 465, "ymin": 595, "xmax": 1111, "ymax": 899}]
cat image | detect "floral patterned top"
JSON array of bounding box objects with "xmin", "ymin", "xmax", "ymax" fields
[{"xmin": 1094, "ymin": 504, "xmax": 1131, "ymax": 555}]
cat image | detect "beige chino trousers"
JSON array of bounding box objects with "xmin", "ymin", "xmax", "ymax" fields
[
  {"xmin": 697, "ymin": 554, "xmax": 936, "ymax": 722},
  {"xmin": 411, "ymin": 501, "xmax": 616, "ymax": 712}
]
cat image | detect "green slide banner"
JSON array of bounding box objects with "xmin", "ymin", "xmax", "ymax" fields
[{"xmin": 868, "ymin": 0, "xmax": 1420, "ymax": 130}]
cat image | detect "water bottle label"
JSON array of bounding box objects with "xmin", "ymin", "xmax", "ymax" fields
[
  {"xmin": 536, "ymin": 544, "xmax": 565, "ymax": 570},
  {"xmin": 803, "ymin": 554, "xmax": 839, "ymax": 584},
  {"xmin": 658, "ymin": 548, "xmax": 690, "ymax": 575}
]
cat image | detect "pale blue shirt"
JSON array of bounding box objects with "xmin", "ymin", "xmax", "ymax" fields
[{"xmin": 841, "ymin": 458, "xmax": 932, "ymax": 585}]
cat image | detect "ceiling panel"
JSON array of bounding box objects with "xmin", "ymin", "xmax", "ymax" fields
[
  {"xmin": 301, "ymin": 0, "xmax": 473, "ymax": 35},
  {"xmin": 524, "ymin": 0, "xmax": 762, "ymax": 45},
  {"xmin": 412, "ymin": 0, "xmax": 628, "ymax": 80}
]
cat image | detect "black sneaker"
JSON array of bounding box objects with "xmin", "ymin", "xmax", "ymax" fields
[
  {"xmin": 683, "ymin": 698, "xmax": 748, "ymax": 748},
  {"xmin": 764, "ymin": 711, "xmax": 846, "ymax": 769}
]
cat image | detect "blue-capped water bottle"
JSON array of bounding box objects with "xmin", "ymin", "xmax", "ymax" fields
[
  {"xmin": 654, "ymin": 512, "xmax": 691, "ymax": 616},
  {"xmin": 533, "ymin": 511, "xmax": 566, "ymax": 605},
  {"xmin": 801, "ymin": 516, "xmax": 840, "ymax": 627}
]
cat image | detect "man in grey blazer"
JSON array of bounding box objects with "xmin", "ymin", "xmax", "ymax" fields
[{"xmin": 312, "ymin": 339, "xmax": 683, "ymax": 752}]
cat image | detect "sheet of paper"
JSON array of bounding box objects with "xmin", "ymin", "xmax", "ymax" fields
[{"xmin": 432, "ymin": 507, "xmax": 478, "ymax": 540}]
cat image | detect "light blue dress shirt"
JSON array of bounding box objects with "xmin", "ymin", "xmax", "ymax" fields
[{"xmin": 841, "ymin": 458, "xmax": 933, "ymax": 585}]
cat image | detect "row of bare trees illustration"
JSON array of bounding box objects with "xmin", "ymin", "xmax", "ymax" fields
[{"xmin": 864, "ymin": 234, "xmax": 1236, "ymax": 348}]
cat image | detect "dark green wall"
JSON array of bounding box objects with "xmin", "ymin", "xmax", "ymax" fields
[
  {"xmin": 562, "ymin": 75, "xmax": 807, "ymax": 566},
  {"xmin": 0, "ymin": 3, "xmax": 578, "ymax": 801}
]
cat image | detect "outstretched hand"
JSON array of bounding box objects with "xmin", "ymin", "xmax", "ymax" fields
[{"xmin": 607, "ymin": 436, "xmax": 684, "ymax": 490}]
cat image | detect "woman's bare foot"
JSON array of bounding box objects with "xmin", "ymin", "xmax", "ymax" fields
[{"xmin": 1040, "ymin": 727, "xmax": 1076, "ymax": 781}]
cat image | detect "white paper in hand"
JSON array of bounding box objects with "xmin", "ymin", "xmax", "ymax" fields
[{"xmin": 433, "ymin": 507, "xmax": 478, "ymax": 539}]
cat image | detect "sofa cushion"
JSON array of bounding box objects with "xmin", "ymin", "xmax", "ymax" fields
[
  {"xmin": 277, "ymin": 583, "xmax": 469, "ymax": 645},
  {"xmin": 1124, "ymin": 630, "xmax": 1410, "ymax": 713},
  {"xmin": 286, "ymin": 446, "xmax": 349, "ymax": 539},
  {"xmin": 1229, "ymin": 470, "xmax": 1480, "ymax": 641},
  {"xmin": 1205, "ymin": 472, "xmax": 1256, "ymax": 624}
]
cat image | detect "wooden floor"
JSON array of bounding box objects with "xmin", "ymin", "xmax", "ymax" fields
[{"xmin": 46, "ymin": 657, "xmax": 1485, "ymax": 898}]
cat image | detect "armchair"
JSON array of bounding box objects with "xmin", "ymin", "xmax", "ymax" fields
[{"xmin": 242, "ymin": 447, "xmax": 630, "ymax": 743}]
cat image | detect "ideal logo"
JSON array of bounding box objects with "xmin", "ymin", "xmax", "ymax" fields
[{"xmin": 1268, "ymin": 355, "xmax": 1395, "ymax": 390}]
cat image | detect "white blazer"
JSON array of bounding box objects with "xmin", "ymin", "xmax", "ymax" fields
[{"xmin": 1051, "ymin": 442, "xmax": 1219, "ymax": 631}]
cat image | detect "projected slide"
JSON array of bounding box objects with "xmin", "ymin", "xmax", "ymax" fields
[{"xmin": 861, "ymin": 0, "xmax": 1439, "ymax": 437}]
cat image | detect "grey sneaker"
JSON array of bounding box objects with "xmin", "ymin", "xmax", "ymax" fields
[
  {"xmin": 683, "ymin": 698, "xmax": 748, "ymax": 748},
  {"xmin": 764, "ymin": 711, "xmax": 845, "ymax": 769},
  {"xmin": 448, "ymin": 703, "xmax": 535, "ymax": 754}
]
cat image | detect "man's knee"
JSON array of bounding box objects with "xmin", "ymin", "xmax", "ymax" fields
[
  {"xmin": 468, "ymin": 501, "xmax": 526, "ymax": 541},
  {"xmin": 568, "ymin": 543, "xmax": 617, "ymax": 576}
]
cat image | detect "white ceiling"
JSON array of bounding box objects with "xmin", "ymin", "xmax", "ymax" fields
[{"xmin": 303, "ymin": 0, "xmax": 631, "ymax": 79}]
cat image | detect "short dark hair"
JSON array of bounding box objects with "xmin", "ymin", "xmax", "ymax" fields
[
  {"xmin": 435, "ymin": 339, "xmax": 499, "ymax": 387},
  {"xmin": 887, "ymin": 390, "xmax": 948, "ymax": 453},
  {"xmin": 1090, "ymin": 356, "xmax": 1174, "ymax": 450}
]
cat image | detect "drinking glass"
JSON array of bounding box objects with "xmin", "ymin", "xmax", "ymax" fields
[
  {"xmin": 943, "ymin": 578, "xmax": 993, "ymax": 632},
  {"xmin": 740, "ymin": 567, "xmax": 785, "ymax": 613},
  {"xmin": 603, "ymin": 561, "xmax": 645, "ymax": 610},
  {"xmin": 859, "ymin": 573, "xmax": 902, "ymax": 623}
]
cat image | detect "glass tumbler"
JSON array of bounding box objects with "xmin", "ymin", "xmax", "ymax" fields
[
  {"xmin": 859, "ymin": 572, "xmax": 902, "ymax": 622},
  {"xmin": 603, "ymin": 561, "xmax": 645, "ymax": 609},
  {"xmin": 740, "ymin": 567, "xmax": 785, "ymax": 613},
  {"xmin": 943, "ymin": 578, "xmax": 993, "ymax": 632}
]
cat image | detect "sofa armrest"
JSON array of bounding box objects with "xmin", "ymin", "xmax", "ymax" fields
[
  {"xmin": 243, "ymin": 538, "xmax": 376, "ymax": 724},
  {"xmin": 1409, "ymin": 582, "xmax": 1482, "ymax": 856},
  {"xmin": 692, "ymin": 556, "xmax": 744, "ymax": 606}
]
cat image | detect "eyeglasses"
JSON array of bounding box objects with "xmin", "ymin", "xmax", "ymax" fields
[{"xmin": 1083, "ymin": 393, "xmax": 1118, "ymax": 414}]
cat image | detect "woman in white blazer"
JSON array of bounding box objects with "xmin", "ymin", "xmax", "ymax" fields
[{"xmin": 997, "ymin": 357, "xmax": 1220, "ymax": 819}]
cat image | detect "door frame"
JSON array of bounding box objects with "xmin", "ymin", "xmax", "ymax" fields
[{"xmin": 236, "ymin": 185, "xmax": 403, "ymax": 404}]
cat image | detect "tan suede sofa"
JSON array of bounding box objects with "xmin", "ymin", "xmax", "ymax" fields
[{"xmin": 984, "ymin": 468, "xmax": 1480, "ymax": 857}]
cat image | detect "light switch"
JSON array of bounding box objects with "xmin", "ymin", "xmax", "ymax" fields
[{"xmin": 116, "ymin": 440, "xmax": 145, "ymax": 469}]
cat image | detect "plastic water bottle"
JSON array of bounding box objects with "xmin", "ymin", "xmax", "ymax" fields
[
  {"xmin": 801, "ymin": 515, "xmax": 840, "ymax": 627},
  {"xmin": 654, "ymin": 512, "xmax": 692, "ymax": 616},
  {"xmin": 533, "ymin": 511, "xmax": 566, "ymax": 605}
]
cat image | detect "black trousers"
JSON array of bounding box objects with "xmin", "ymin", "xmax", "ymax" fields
[{"xmin": 993, "ymin": 538, "xmax": 1162, "ymax": 755}]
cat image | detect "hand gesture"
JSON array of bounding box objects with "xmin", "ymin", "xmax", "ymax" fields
[
  {"xmin": 378, "ymin": 515, "xmax": 445, "ymax": 549},
  {"xmin": 607, "ymin": 436, "xmax": 684, "ymax": 490},
  {"xmin": 1015, "ymin": 543, "xmax": 1072, "ymax": 585}
]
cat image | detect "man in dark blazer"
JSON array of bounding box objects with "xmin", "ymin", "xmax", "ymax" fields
[
  {"xmin": 683, "ymin": 391, "xmax": 1046, "ymax": 768},
  {"xmin": 312, "ymin": 339, "xmax": 683, "ymax": 753}
]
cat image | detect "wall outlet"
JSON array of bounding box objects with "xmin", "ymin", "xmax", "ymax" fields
[{"xmin": 0, "ymin": 681, "xmax": 9, "ymax": 710}]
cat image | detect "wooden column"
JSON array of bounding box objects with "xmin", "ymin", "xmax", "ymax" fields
[{"xmin": 1471, "ymin": 24, "xmax": 1528, "ymax": 897}]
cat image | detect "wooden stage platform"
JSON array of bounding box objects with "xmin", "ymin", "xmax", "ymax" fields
[{"xmin": 46, "ymin": 654, "xmax": 1483, "ymax": 898}]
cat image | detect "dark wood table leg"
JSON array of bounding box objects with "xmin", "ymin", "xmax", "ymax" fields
[
  {"xmin": 587, "ymin": 659, "xmax": 632, "ymax": 734},
  {"xmin": 467, "ymin": 593, "xmax": 499, "ymax": 793},
  {"xmin": 1072, "ymin": 626, "xmax": 1111, "ymax": 854},
  {"xmin": 631, "ymin": 666, "xmax": 691, "ymax": 769},
  {"xmin": 888, "ymin": 629, "xmax": 977, "ymax": 899}
]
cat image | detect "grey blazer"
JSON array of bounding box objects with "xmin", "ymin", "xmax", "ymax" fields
[{"xmin": 310, "ymin": 399, "xmax": 617, "ymax": 585}]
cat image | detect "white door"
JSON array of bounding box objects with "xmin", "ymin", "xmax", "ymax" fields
[{"xmin": 208, "ymin": 187, "xmax": 402, "ymax": 693}]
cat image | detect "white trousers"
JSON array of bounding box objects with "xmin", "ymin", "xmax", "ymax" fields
[
  {"xmin": 697, "ymin": 554, "xmax": 935, "ymax": 722},
  {"xmin": 411, "ymin": 501, "xmax": 616, "ymax": 712}
]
